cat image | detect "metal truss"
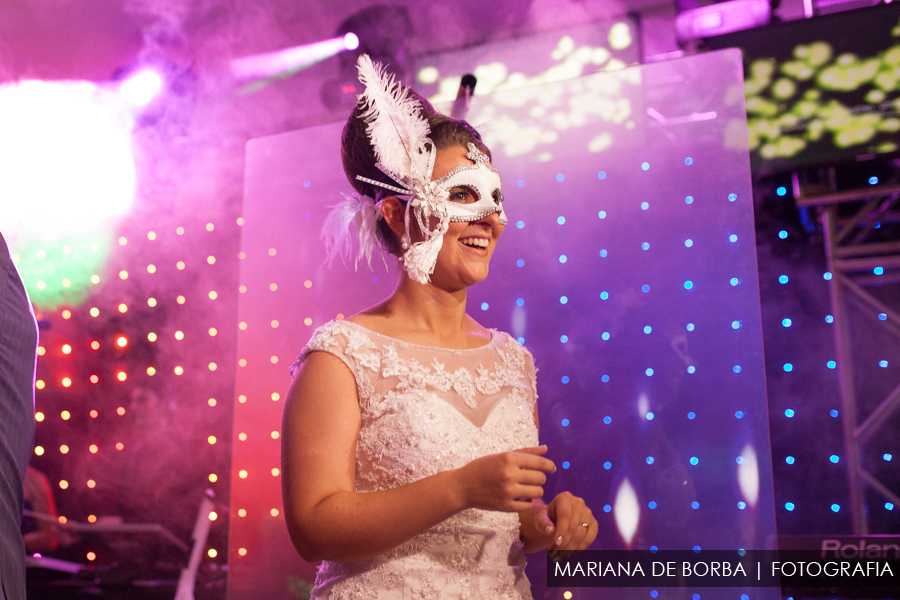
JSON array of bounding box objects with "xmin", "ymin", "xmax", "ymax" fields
[{"xmin": 796, "ymin": 179, "xmax": 900, "ymax": 534}]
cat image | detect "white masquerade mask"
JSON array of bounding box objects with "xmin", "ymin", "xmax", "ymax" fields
[
  {"xmin": 323, "ymin": 55, "xmax": 505, "ymax": 284},
  {"xmin": 435, "ymin": 144, "xmax": 507, "ymax": 226}
]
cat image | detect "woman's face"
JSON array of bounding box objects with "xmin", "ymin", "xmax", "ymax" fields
[{"xmin": 427, "ymin": 145, "xmax": 504, "ymax": 290}]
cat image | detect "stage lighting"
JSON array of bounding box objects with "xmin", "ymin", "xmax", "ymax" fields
[
  {"xmin": 119, "ymin": 69, "xmax": 163, "ymax": 107},
  {"xmin": 675, "ymin": 0, "xmax": 771, "ymax": 44}
]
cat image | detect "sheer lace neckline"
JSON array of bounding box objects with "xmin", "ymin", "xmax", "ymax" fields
[{"xmin": 341, "ymin": 320, "xmax": 497, "ymax": 352}]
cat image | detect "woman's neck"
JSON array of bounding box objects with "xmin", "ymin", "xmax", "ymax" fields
[{"xmin": 353, "ymin": 274, "xmax": 488, "ymax": 347}]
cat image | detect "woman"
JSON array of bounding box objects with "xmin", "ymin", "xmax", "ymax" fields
[{"xmin": 281, "ymin": 56, "xmax": 596, "ymax": 599}]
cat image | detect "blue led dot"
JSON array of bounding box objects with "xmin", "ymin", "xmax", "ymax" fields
[
  {"xmin": 556, "ymin": 173, "xmax": 565, "ymax": 182},
  {"xmin": 601, "ymin": 331, "xmax": 610, "ymax": 340},
  {"xmin": 869, "ymin": 176, "xmax": 879, "ymax": 185},
  {"xmin": 561, "ymin": 376, "xmax": 570, "ymax": 384},
  {"xmin": 560, "ymin": 335, "xmax": 569, "ymax": 343},
  {"xmin": 687, "ymin": 411, "xmax": 696, "ymax": 420},
  {"xmin": 686, "ymin": 323, "xmax": 695, "ymax": 331},
  {"xmin": 736, "ymin": 456, "xmax": 744, "ymax": 464},
  {"xmin": 598, "ymin": 171, "xmax": 607, "ymax": 180},
  {"xmin": 830, "ymin": 455, "xmax": 839, "ymax": 463},
  {"xmin": 684, "ymin": 280, "xmax": 693, "ymax": 289},
  {"xmin": 879, "ymin": 312, "xmax": 887, "ymax": 320},
  {"xmin": 599, "ymin": 249, "xmax": 608, "ymax": 257},
  {"xmin": 884, "ymin": 453, "xmax": 893, "ymax": 461},
  {"xmin": 646, "ymin": 411, "xmax": 655, "ymax": 420},
  {"xmin": 783, "ymin": 363, "xmax": 793, "ymax": 372},
  {"xmin": 559, "ymin": 295, "xmax": 568, "ymax": 305},
  {"xmin": 480, "ymin": 302, "xmax": 489, "ymax": 311},
  {"xmin": 302, "ymin": 180, "xmax": 311, "ymax": 188},
  {"xmin": 876, "ymin": 221, "xmax": 882, "ymax": 228},
  {"xmin": 516, "ymin": 258, "xmax": 524, "ymax": 267},
  {"xmin": 690, "ymin": 456, "xmax": 698, "ymax": 465},
  {"xmin": 692, "ymin": 594, "xmax": 700, "ymax": 600},
  {"xmin": 880, "ymin": 360, "xmax": 889, "ymax": 368},
  {"xmin": 557, "ymin": 216, "xmax": 566, "ymax": 225},
  {"xmin": 603, "ymin": 417, "xmax": 612, "ymax": 425},
  {"xmin": 728, "ymin": 193, "xmax": 737, "ymax": 202},
  {"xmin": 825, "ymin": 315, "xmax": 834, "ymax": 323},
  {"xmin": 741, "ymin": 595, "xmax": 749, "ymax": 600},
  {"xmin": 786, "ymin": 456, "xmax": 795, "ymax": 464},
  {"xmin": 598, "ymin": 210, "xmax": 607, "ymax": 219},
  {"xmin": 693, "ymin": 546, "xmax": 702, "ymax": 553},
  {"xmin": 730, "ymin": 277, "xmax": 740, "ymax": 286},
  {"xmin": 735, "ymin": 410, "xmax": 744, "ymax": 418},
  {"xmin": 648, "ymin": 501, "xmax": 658, "ymax": 509},
  {"xmin": 687, "ymin": 365, "xmax": 696, "ymax": 374},
  {"xmin": 776, "ymin": 186, "xmax": 787, "ymax": 196},
  {"xmin": 516, "ymin": 337, "xmax": 525, "ymax": 345},
  {"xmin": 517, "ymin": 179, "xmax": 524, "ymax": 188},
  {"xmin": 641, "ymin": 201, "xmax": 649, "ymax": 210},
  {"xmin": 887, "ymin": 502, "xmax": 895, "ymax": 511},
  {"xmin": 559, "ymin": 254, "xmax": 567, "ymax": 264},
  {"xmin": 830, "ymin": 409, "xmax": 838, "ymax": 417},
  {"xmin": 782, "ymin": 318, "xmax": 792, "ymax": 327},
  {"xmin": 645, "ymin": 368, "xmax": 654, "ymax": 377},
  {"xmin": 785, "ymin": 409, "xmax": 795, "ymax": 417},
  {"xmin": 516, "ymin": 297, "xmax": 524, "ymax": 307},
  {"xmin": 603, "ymin": 504, "xmax": 612, "ymax": 512},
  {"xmin": 733, "ymin": 365, "xmax": 742, "ymax": 373},
  {"xmin": 650, "ymin": 546, "xmax": 658, "ymax": 553},
  {"xmin": 650, "ymin": 590, "xmax": 659, "ymax": 598},
  {"xmin": 641, "ymin": 241, "xmax": 650, "ymax": 250},
  {"xmin": 831, "ymin": 504, "xmax": 840, "ymax": 513},
  {"xmin": 600, "ymin": 291, "xmax": 609, "ymax": 300},
  {"xmin": 603, "ymin": 461, "xmax": 612, "ymax": 469},
  {"xmin": 601, "ymin": 374, "xmax": 609, "ymax": 383},
  {"xmin": 823, "ymin": 271, "xmax": 832, "ymax": 280},
  {"xmin": 646, "ymin": 456, "xmax": 655, "ymax": 465},
  {"xmin": 643, "ymin": 325, "xmax": 652, "ymax": 334},
  {"xmin": 516, "ymin": 220, "xmax": 524, "ymax": 229},
  {"xmin": 729, "ymin": 234, "xmax": 738, "ymax": 242},
  {"xmin": 785, "ymin": 502, "xmax": 795, "ymax": 511},
  {"xmin": 827, "ymin": 360, "xmax": 836, "ymax": 369},
  {"xmin": 731, "ymin": 320, "xmax": 741, "ymax": 329},
  {"xmin": 371, "ymin": 275, "xmax": 379, "ymax": 283},
  {"xmin": 779, "ymin": 275, "xmax": 789, "ymax": 284},
  {"xmin": 685, "ymin": 157, "xmax": 693, "ymax": 165},
  {"xmin": 641, "ymin": 161, "xmax": 650, "ymax": 171},
  {"xmin": 641, "ymin": 284, "xmax": 650, "ymax": 293},
  {"xmin": 684, "ymin": 239, "xmax": 693, "ymax": 248},
  {"xmin": 562, "ymin": 461, "xmax": 570, "ymax": 469},
  {"xmin": 685, "ymin": 195, "xmax": 694, "ymax": 204},
  {"xmin": 779, "ymin": 229, "xmax": 788, "ymax": 239},
  {"xmin": 875, "ymin": 266, "xmax": 885, "ymax": 275},
  {"xmin": 738, "ymin": 501, "xmax": 746, "ymax": 510}
]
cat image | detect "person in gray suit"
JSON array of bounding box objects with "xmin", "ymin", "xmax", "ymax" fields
[{"xmin": 0, "ymin": 231, "xmax": 37, "ymax": 600}]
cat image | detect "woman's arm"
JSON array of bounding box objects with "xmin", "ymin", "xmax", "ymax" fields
[{"xmin": 281, "ymin": 351, "xmax": 556, "ymax": 563}]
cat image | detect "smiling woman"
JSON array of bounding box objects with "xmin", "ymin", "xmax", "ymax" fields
[{"xmin": 280, "ymin": 55, "xmax": 596, "ymax": 599}]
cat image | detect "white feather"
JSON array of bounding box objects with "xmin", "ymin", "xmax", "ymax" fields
[{"xmin": 356, "ymin": 55, "xmax": 431, "ymax": 185}]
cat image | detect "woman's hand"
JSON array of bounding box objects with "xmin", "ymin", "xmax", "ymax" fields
[
  {"xmin": 533, "ymin": 492, "xmax": 597, "ymax": 557},
  {"xmin": 457, "ymin": 446, "xmax": 557, "ymax": 512}
]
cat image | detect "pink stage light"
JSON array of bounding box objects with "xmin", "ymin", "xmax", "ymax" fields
[
  {"xmin": 230, "ymin": 33, "xmax": 359, "ymax": 80},
  {"xmin": 118, "ymin": 69, "xmax": 164, "ymax": 107}
]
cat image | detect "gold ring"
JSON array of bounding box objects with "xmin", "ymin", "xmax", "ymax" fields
[{"xmin": 581, "ymin": 522, "xmax": 589, "ymax": 528}]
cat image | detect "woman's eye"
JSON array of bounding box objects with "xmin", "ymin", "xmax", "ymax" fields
[{"xmin": 449, "ymin": 187, "xmax": 477, "ymax": 203}]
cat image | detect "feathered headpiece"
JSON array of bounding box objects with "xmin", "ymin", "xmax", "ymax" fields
[{"xmin": 322, "ymin": 54, "xmax": 449, "ymax": 284}]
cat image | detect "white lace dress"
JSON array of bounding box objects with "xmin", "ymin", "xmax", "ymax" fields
[{"xmin": 291, "ymin": 320, "xmax": 540, "ymax": 600}]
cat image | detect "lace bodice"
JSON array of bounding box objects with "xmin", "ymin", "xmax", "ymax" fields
[{"xmin": 291, "ymin": 320, "xmax": 540, "ymax": 599}]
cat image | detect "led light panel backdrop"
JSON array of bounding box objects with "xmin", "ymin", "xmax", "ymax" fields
[{"xmin": 229, "ymin": 49, "xmax": 777, "ymax": 600}]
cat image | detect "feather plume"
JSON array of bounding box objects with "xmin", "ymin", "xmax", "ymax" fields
[
  {"xmin": 321, "ymin": 193, "xmax": 385, "ymax": 271},
  {"xmin": 356, "ymin": 55, "xmax": 431, "ymax": 185}
]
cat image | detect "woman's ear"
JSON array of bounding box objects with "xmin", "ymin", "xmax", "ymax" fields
[{"xmin": 381, "ymin": 196, "xmax": 406, "ymax": 238}]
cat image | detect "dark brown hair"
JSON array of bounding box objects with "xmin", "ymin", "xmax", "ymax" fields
[{"xmin": 340, "ymin": 87, "xmax": 491, "ymax": 254}]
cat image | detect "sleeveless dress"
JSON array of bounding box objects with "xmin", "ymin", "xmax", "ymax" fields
[{"xmin": 291, "ymin": 320, "xmax": 540, "ymax": 600}]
